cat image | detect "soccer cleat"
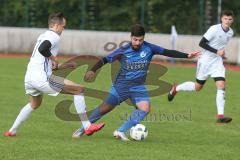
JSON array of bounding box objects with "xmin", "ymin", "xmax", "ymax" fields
[
  {"xmin": 72, "ymin": 128, "xmax": 84, "ymax": 138},
  {"xmin": 3, "ymin": 131, "xmax": 16, "ymax": 137},
  {"xmin": 84, "ymin": 123, "xmax": 105, "ymax": 136},
  {"xmin": 168, "ymin": 83, "xmax": 177, "ymax": 102},
  {"xmin": 113, "ymin": 130, "xmax": 130, "ymax": 141},
  {"xmin": 216, "ymin": 117, "xmax": 232, "ymax": 123}
]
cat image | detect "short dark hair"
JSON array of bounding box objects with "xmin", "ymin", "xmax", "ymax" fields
[
  {"xmin": 131, "ymin": 24, "xmax": 145, "ymax": 37},
  {"xmin": 221, "ymin": 10, "xmax": 234, "ymax": 17},
  {"xmin": 48, "ymin": 12, "xmax": 66, "ymax": 27}
]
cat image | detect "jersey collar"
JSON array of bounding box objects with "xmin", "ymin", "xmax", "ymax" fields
[
  {"xmin": 48, "ymin": 29, "xmax": 60, "ymax": 37},
  {"xmin": 221, "ymin": 24, "xmax": 230, "ymax": 33}
]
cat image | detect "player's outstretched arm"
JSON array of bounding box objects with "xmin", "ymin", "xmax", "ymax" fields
[{"xmin": 161, "ymin": 49, "xmax": 199, "ymax": 59}]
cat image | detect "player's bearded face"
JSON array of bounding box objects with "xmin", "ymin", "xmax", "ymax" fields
[
  {"xmin": 221, "ymin": 15, "xmax": 233, "ymax": 28},
  {"xmin": 131, "ymin": 36, "xmax": 144, "ymax": 50}
]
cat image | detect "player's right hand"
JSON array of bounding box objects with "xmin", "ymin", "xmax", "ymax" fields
[
  {"xmin": 188, "ymin": 51, "xmax": 200, "ymax": 59},
  {"xmin": 84, "ymin": 71, "xmax": 95, "ymax": 82}
]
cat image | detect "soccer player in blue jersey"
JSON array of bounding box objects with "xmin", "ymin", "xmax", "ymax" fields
[{"xmin": 72, "ymin": 24, "xmax": 199, "ymax": 141}]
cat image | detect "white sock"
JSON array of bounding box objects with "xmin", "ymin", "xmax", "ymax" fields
[
  {"xmin": 9, "ymin": 103, "xmax": 34, "ymax": 134},
  {"xmin": 176, "ymin": 81, "xmax": 196, "ymax": 92},
  {"xmin": 216, "ymin": 89, "xmax": 225, "ymax": 115},
  {"xmin": 74, "ymin": 94, "xmax": 91, "ymax": 129}
]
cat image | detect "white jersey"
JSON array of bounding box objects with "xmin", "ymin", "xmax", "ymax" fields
[
  {"xmin": 196, "ymin": 24, "xmax": 234, "ymax": 80},
  {"xmin": 201, "ymin": 24, "xmax": 233, "ymax": 60},
  {"xmin": 25, "ymin": 30, "xmax": 60, "ymax": 82}
]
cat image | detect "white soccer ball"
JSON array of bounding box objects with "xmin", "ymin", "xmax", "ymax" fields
[{"xmin": 130, "ymin": 124, "xmax": 148, "ymax": 141}]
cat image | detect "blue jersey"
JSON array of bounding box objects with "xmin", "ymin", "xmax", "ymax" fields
[{"xmin": 105, "ymin": 41, "xmax": 165, "ymax": 86}]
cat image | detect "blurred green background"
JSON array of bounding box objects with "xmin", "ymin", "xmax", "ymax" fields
[{"xmin": 0, "ymin": 0, "xmax": 239, "ymax": 35}]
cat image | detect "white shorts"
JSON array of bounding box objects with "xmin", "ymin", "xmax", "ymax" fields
[
  {"xmin": 25, "ymin": 75, "xmax": 65, "ymax": 97},
  {"xmin": 196, "ymin": 57, "xmax": 225, "ymax": 81}
]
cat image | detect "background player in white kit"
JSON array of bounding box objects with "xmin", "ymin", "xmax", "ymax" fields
[
  {"xmin": 168, "ymin": 10, "xmax": 234, "ymax": 123},
  {"xmin": 4, "ymin": 12, "xmax": 104, "ymax": 137}
]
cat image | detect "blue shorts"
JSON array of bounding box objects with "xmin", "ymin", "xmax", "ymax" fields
[{"xmin": 105, "ymin": 85, "xmax": 150, "ymax": 106}]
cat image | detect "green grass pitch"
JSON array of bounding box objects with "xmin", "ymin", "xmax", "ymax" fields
[{"xmin": 0, "ymin": 57, "xmax": 239, "ymax": 160}]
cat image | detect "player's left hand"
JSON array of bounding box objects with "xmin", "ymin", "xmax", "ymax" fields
[
  {"xmin": 188, "ymin": 51, "xmax": 200, "ymax": 59},
  {"xmin": 49, "ymin": 55, "xmax": 59, "ymax": 70},
  {"xmin": 52, "ymin": 60, "xmax": 59, "ymax": 70},
  {"xmin": 84, "ymin": 71, "xmax": 95, "ymax": 82}
]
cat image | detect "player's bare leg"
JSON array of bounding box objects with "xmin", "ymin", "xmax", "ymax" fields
[
  {"xmin": 168, "ymin": 81, "xmax": 203, "ymax": 102},
  {"xmin": 29, "ymin": 95, "xmax": 43, "ymax": 109}
]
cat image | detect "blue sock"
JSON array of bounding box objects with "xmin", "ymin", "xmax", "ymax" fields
[
  {"xmin": 79, "ymin": 107, "xmax": 102, "ymax": 132},
  {"xmin": 118, "ymin": 109, "xmax": 148, "ymax": 132}
]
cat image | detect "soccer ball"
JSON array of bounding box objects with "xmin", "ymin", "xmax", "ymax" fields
[{"xmin": 130, "ymin": 124, "xmax": 148, "ymax": 141}]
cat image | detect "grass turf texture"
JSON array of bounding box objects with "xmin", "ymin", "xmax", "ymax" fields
[{"xmin": 0, "ymin": 57, "xmax": 239, "ymax": 160}]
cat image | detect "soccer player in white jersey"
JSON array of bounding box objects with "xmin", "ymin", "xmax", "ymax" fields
[
  {"xmin": 4, "ymin": 12, "xmax": 104, "ymax": 137},
  {"xmin": 168, "ymin": 10, "xmax": 234, "ymax": 123}
]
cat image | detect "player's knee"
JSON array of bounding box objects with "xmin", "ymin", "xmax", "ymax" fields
[
  {"xmin": 217, "ymin": 87, "xmax": 225, "ymax": 90},
  {"xmin": 195, "ymin": 86, "xmax": 202, "ymax": 91},
  {"xmin": 216, "ymin": 83, "xmax": 225, "ymax": 90},
  {"xmin": 136, "ymin": 101, "xmax": 150, "ymax": 112},
  {"xmin": 30, "ymin": 103, "xmax": 41, "ymax": 109},
  {"xmin": 29, "ymin": 97, "xmax": 42, "ymax": 109},
  {"xmin": 143, "ymin": 106, "xmax": 151, "ymax": 113},
  {"xmin": 76, "ymin": 86, "xmax": 84, "ymax": 94},
  {"xmin": 144, "ymin": 108, "xmax": 150, "ymax": 113},
  {"xmin": 195, "ymin": 83, "xmax": 203, "ymax": 91}
]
